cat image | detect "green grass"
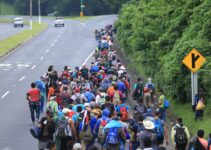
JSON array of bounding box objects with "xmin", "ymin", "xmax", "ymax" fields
[
  {"xmin": 171, "ymin": 101, "xmax": 211, "ymax": 138},
  {"xmin": 0, "ymin": 18, "xmax": 13, "ymax": 23},
  {"xmin": 0, "ymin": 22, "xmax": 48, "ymax": 56}
]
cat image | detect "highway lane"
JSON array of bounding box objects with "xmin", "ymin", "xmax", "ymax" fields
[
  {"xmin": 0, "ymin": 15, "xmax": 117, "ymax": 150},
  {"xmin": 0, "ymin": 23, "xmax": 28, "ymax": 41}
]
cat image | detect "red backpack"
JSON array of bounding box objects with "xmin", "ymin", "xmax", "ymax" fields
[{"xmin": 120, "ymin": 105, "xmax": 128, "ymax": 122}]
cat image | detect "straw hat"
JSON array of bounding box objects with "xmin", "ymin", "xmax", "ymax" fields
[{"xmin": 143, "ymin": 120, "xmax": 155, "ymax": 130}]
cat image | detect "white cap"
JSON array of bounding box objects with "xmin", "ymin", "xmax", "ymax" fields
[
  {"xmin": 143, "ymin": 120, "xmax": 155, "ymax": 130},
  {"xmin": 73, "ymin": 143, "xmax": 82, "ymax": 150},
  {"xmin": 84, "ymin": 103, "xmax": 90, "ymax": 107},
  {"xmin": 62, "ymin": 108, "xmax": 70, "ymax": 114}
]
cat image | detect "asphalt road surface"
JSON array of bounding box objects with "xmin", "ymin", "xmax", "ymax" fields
[
  {"xmin": 0, "ymin": 15, "xmax": 117, "ymax": 150},
  {"xmin": 0, "ymin": 23, "xmax": 28, "ymax": 41}
]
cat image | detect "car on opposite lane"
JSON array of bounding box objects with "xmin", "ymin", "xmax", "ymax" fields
[
  {"xmin": 54, "ymin": 17, "xmax": 65, "ymax": 27},
  {"xmin": 14, "ymin": 17, "xmax": 24, "ymax": 28}
]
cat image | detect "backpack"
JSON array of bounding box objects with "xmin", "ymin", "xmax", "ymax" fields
[
  {"xmin": 135, "ymin": 83, "xmax": 143, "ymax": 96},
  {"xmin": 164, "ymin": 99, "xmax": 170, "ymax": 109},
  {"xmin": 79, "ymin": 123, "xmax": 93, "ymax": 142},
  {"xmin": 144, "ymin": 86, "xmax": 150, "ymax": 93},
  {"xmin": 174, "ymin": 125, "xmax": 187, "ymax": 145},
  {"xmin": 153, "ymin": 119, "xmax": 164, "ymax": 138},
  {"xmin": 56, "ymin": 118, "xmax": 71, "ymax": 139},
  {"xmin": 98, "ymin": 94, "xmax": 106, "ymax": 106},
  {"xmin": 30, "ymin": 125, "xmax": 41, "ymax": 139},
  {"xmin": 188, "ymin": 137, "xmax": 197, "ymax": 150},
  {"xmin": 135, "ymin": 104, "xmax": 145, "ymax": 114},
  {"xmin": 113, "ymin": 91, "xmax": 120, "ymax": 105},
  {"xmin": 120, "ymin": 105, "xmax": 128, "ymax": 122},
  {"xmin": 106, "ymin": 127, "xmax": 119, "ymax": 144},
  {"xmin": 98, "ymin": 118, "xmax": 108, "ymax": 139}
]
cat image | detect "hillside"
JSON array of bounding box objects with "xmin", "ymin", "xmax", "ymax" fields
[{"xmin": 115, "ymin": 0, "xmax": 211, "ymax": 136}]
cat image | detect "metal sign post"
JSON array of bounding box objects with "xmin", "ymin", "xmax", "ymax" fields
[
  {"xmin": 191, "ymin": 72, "xmax": 198, "ymax": 106},
  {"xmin": 182, "ymin": 48, "xmax": 206, "ymax": 108}
]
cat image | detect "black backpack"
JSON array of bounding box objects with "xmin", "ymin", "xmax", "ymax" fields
[
  {"xmin": 175, "ymin": 125, "xmax": 187, "ymax": 145},
  {"xmin": 135, "ymin": 83, "xmax": 143, "ymax": 95}
]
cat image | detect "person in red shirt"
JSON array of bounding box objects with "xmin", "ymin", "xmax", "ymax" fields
[{"xmin": 26, "ymin": 82, "xmax": 40, "ymax": 123}]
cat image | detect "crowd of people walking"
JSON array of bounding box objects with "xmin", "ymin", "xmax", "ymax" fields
[{"xmin": 26, "ymin": 24, "xmax": 211, "ymax": 150}]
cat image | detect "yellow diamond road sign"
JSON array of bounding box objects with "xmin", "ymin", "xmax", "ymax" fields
[{"xmin": 182, "ymin": 49, "xmax": 206, "ymax": 72}]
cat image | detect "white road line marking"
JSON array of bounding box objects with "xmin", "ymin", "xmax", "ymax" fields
[
  {"xmin": 46, "ymin": 49, "xmax": 50, "ymax": 53},
  {"xmin": 80, "ymin": 51, "xmax": 95, "ymax": 69},
  {"xmin": 31, "ymin": 65, "xmax": 36, "ymax": 70},
  {"xmin": 19, "ymin": 76, "xmax": 26, "ymax": 82},
  {"xmin": 51, "ymin": 43, "xmax": 54, "ymax": 47},
  {"xmin": 0, "ymin": 63, "xmax": 12, "ymax": 67},
  {"xmin": 40, "ymin": 57, "xmax": 44, "ymax": 61},
  {"xmin": 58, "ymin": 35, "xmax": 61, "ymax": 38},
  {"xmin": 72, "ymin": 20, "xmax": 86, "ymax": 27},
  {"xmin": 55, "ymin": 39, "xmax": 58, "ymax": 42},
  {"xmin": 1, "ymin": 91, "xmax": 10, "ymax": 99}
]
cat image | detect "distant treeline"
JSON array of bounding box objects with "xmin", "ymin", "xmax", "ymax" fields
[{"xmin": 1, "ymin": 0, "xmax": 130, "ymax": 16}]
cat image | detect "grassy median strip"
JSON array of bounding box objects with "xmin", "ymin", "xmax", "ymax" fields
[{"xmin": 0, "ymin": 22, "xmax": 48, "ymax": 56}]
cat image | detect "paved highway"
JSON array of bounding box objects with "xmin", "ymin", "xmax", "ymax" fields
[
  {"xmin": 0, "ymin": 23, "xmax": 28, "ymax": 41},
  {"xmin": 0, "ymin": 15, "xmax": 117, "ymax": 150}
]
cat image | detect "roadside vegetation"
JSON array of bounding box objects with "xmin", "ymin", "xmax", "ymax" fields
[
  {"xmin": 0, "ymin": 1, "xmax": 16, "ymax": 15},
  {"xmin": 0, "ymin": 22, "xmax": 48, "ymax": 56},
  {"xmin": 115, "ymin": 0, "xmax": 211, "ymax": 135}
]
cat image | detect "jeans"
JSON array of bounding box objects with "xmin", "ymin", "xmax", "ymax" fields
[
  {"xmin": 40, "ymin": 95, "xmax": 45, "ymax": 113},
  {"xmin": 29, "ymin": 102, "xmax": 40, "ymax": 122},
  {"xmin": 195, "ymin": 110, "xmax": 204, "ymax": 121},
  {"xmin": 159, "ymin": 107, "xmax": 166, "ymax": 121}
]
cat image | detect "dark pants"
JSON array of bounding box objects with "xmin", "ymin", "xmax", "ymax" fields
[
  {"xmin": 157, "ymin": 136, "xmax": 164, "ymax": 145},
  {"xmin": 159, "ymin": 107, "xmax": 166, "ymax": 121},
  {"xmin": 195, "ymin": 110, "xmax": 204, "ymax": 120},
  {"xmin": 40, "ymin": 95, "xmax": 45, "ymax": 113},
  {"xmin": 176, "ymin": 144, "xmax": 187, "ymax": 150},
  {"xmin": 60, "ymin": 136, "xmax": 72, "ymax": 150},
  {"xmin": 29, "ymin": 102, "xmax": 40, "ymax": 122}
]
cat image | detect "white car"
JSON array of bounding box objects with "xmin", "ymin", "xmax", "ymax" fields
[
  {"xmin": 14, "ymin": 17, "xmax": 24, "ymax": 28},
  {"xmin": 54, "ymin": 17, "xmax": 65, "ymax": 27}
]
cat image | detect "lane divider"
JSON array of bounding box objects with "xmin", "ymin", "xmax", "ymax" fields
[
  {"xmin": 46, "ymin": 49, "xmax": 50, "ymax": 53},
  {"xmin": 80, "ymin": 51, "xmax": 95, "ymax": 69},
  {"xmin": 40, "ymin": 57, "xmax": 44, "ymax": 61},
  {"xmin": 19, "ymin": 76, "xmax": 26, "ymax": 82},
  {"xmin": 31, "ymin": 65, "xmax": 36, "ymax": 70},
  {"xmin": 1, "ymin": 91, "xmax": 10, "ymax": 99}
]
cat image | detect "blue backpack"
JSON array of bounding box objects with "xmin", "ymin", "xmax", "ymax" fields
[
  {"xmin": 106, "ymin": 127, "xmax": 119, "ymax": 144},
  {"xmin": 164, "ymin": 99, "xmax": 170, "ymax": 109},
  {"xmin": 30, "ymin": 125, "xmax": 41, "ymax": 139},
  {"xmin": 153, "ymin": 119, "xmax": 164, "ymax": 138}
]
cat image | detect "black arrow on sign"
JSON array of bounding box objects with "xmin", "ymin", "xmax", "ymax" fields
[{"xmin": 192, "ymin": 53, "xmax": 200, "ymax": 68}]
